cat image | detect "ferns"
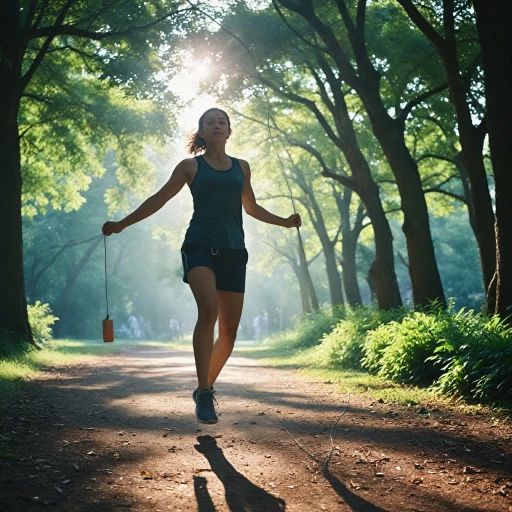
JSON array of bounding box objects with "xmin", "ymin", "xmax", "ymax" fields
[{"xmin": 286, "ymin": 303, "xmax": 512, "ymax": 406}]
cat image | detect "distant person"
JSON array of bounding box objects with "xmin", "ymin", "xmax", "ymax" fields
[
  {"xmin": 261, "ymin": 309, "xmax": 269, "ymax": 338},
  {"xmin": 102, "ymin": 107, "xmax": 301, "ymax": 424},
  {"xmin": 252, "ymin": 314, "xmax": 262, "ymax": 339},
  {"xmin": 127, "ymin": 313, "xmax": 141, "ymax": 339},
  {"xmin": 169, "ymin": 315, "xmax": 180, "ymax": 340}
]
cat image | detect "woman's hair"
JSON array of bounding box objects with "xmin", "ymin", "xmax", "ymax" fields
[{"xmin": 186, "ymin": 108, "xmax": 232, "ymax": 155}]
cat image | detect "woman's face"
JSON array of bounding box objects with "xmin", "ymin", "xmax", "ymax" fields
[{"xmin": 199, "ymin": 110, "xmax": 231, "ymax": 144}]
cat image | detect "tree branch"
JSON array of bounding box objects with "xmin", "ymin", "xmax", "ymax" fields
[
  {"xmin": 397, "ymin": 83, "xmax": 449, "ymax": 123},
  {"xmin": 19, "ymin": 0, "xmax": 76, "ymax": 93},
  {"xmin": 271, "ymin": 0, "xmax": 328, "ymax": 53},
  {"xmin": 22, "ymin": 92, "xmax": 52, "ymax": 104},
  {"xmin": 29, "ymin": 6, "xmax": 189, "ymax": 41},
  {"xmin": 416, "ymin": 153, "xmax": 456, "ymax": 165},
  {"xmin": 424, "ymin": 187, "xmax": 466, "ymax": 203},
  {"xmin": 396, "ymin": 0, "xmax": 445, "ymax": 49}
]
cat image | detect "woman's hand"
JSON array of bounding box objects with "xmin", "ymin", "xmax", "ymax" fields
[
  {"xmin": 283, "ymin": 213, "xmax": 302, "ymax": 228},
  {"xmin": 102, "ymin": 221, "xmax": 124, "ymax": 236}
]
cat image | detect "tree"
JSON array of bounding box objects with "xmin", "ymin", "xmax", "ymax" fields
[
  {"xmin": 334, "ymin": 186, "xmax": 366, "ymax": 305},
  {"xmin": 397, "ymin": 0, "xmax": 495, "ymax": 309},
  {"xmin": 266, "ymin": 0, "xmax": 448, "ymax": 307},
  {"xmin": 0, "ymin": 0, "xmax": 189, "ymax": 342},
  {"xmin": 472, "ymin": 0, "xmax": 512, "ymax": 319}
]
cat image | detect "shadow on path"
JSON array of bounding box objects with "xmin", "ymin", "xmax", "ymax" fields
[
  {"xmin": 194, "ymin": 475, "xmax": 217, "ymax": 512},
  {"xmin": 194, "ymin": 435, "xmax": 286, "ymax": 512},
  {"xmin": 322, "ymin": 468, "xmax": 388, "ymax": 512}
]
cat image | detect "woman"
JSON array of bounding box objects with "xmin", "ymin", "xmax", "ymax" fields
[{"xmin": 102, "ymin": 108, "xmax": 301, "ymax": 424}]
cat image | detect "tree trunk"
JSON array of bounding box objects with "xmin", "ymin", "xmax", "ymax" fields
[
  {"xmin": 397, "ymin": 0, "xmax": 495, "ymax": 308},
  {"xmin": 453, "ymin": 153, "xmax": 477, "ymax": 236},
  {"xmin": 440, "ymin": 44, "xmax": 496, "ymax": 309},
  {"xmin": 0, "ymin": 100, "xmax": 31, "ymax": 341},
  {"xmin": 55, "ymin": 237, "xmax": 102, "ymax": 335},
  {"xmin": 0, "ymin": 25, "xmax": 32, "ymax": 341},
  {"xmin": 297, "ymin": 232, "xmax": 319, "ymax": 311},
  {"xmin": 323, "ymin": 245, "xmax": 344, "ymax": 307},
  {"xmin": 336, "ymin": 188, "xmax": 363, "ymax": 305},
  {"xmin": 327, "ymin": 91, "xmax": 402, "ymax": 310},
  {"xmin": 341, "ymin": 229, "xmax": 362, "ymax": 306},
  {"xmin": 368, "ymin": 114, "xmax": 445, "ymax": 307},
  {"xmin": 367, "ymin": 266, "xmax": 377, "ymax": 304},
  {"xmin": 472, "ymin": 0, "xmax": 512, "ymax": 320},
  {"xmin": 289, "ymin": 260, "xmax": 311, "ymax": 314},
  {"xmin": 297, "ymin": 178, "xmax": 344, "ymax": 307}
]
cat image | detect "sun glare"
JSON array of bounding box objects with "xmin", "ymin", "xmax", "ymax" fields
[
  {"xmin": 167, "ymin": 58, "xmax": 220, "ymax": 148},
  {"xmin": 194, "ymin": 63, "xmax": 210, "ymax": 80}
]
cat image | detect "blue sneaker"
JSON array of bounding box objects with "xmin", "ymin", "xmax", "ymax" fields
[
  {"xmin": 193, "ymin": 387, "xmax": 216, "ymax": 404},
  {"xmin": 195, "ymin": 388, "xmax": 218, "ymax": 424}
]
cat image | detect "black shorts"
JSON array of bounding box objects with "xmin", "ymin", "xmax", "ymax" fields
[{"xmin": 181, "ymin": 244, "xmax": 249, "ymax": 293}]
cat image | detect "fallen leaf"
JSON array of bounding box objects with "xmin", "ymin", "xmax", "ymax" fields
[
  {"xmin": 463, "ymin": 466, "xmax": 486, "ymax": 474},
  {"xmin": 349, "ymin": 479, "xmax": 361, "ymax": 490},
  {"xmin": 86, "ymin": 451, "xmax": 96, "ymax": 456},
  {"xmin": 140, "ymin": 470, "xmax": 152, "ymax": 480},
  {"xmin": 497, "ymin": 485, "xmax": 508, "ymax": 496},
  {"xmin": 55, "ymin": 486, "xmax": 63, "ymax": 493},
  {"xmin": 376, "ymin": 473, "xmax": 385, "ymax": 477},
  {"xmin": 113, "ymin": 453, "xmax": 120, "ymax": 458}
]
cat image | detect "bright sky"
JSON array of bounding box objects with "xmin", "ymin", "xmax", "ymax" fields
[{"xmin": 168, "ymin": 61, "xmax": 218, "ymax": 147}]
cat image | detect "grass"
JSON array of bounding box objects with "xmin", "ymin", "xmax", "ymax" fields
[
  {"xmin": 0, "ymin": 338, "xmax": 190, "ymax": 400},
  {"xmin": 233, "ymin": 343, "xmax": 477, "ymax": 412}
]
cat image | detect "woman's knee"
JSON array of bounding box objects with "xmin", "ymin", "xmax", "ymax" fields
[
  {"xmin": 219, "ymin": 330, "xmax": 237, "ymax": 347},
  {"xmin": 197, "ymin": 300, "xmax": 218, "ymax": 324}
]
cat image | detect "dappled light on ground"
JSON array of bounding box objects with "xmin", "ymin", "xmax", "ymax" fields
[{"xmin": 0, "ymin": 345, "xmax": 511, "ymax": 511}]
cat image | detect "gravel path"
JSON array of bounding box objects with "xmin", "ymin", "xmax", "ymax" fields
[{"xmin": 1, "ymin": 345, "xmax": 511, "ymax": 511}]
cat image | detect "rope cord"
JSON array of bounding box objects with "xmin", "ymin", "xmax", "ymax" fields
[
  {"xmin": 265, "ymin": 96, "xmax": 310, "ymax": 279},
  {"xmin": 104, "ymin": 235, "xmax": 109, "ymax": 319}
]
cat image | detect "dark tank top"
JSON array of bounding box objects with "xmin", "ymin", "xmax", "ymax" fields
[{"xmin": 183, "ymin": 155, "xmax": 245, "ymax": 249}]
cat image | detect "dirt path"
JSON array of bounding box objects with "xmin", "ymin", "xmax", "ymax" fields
[{"xmin": 1, "ymin": 345, "xmax": 511, "ymax": 512}]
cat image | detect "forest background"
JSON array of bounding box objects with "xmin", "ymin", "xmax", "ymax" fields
[{"xmin": 1, "ymin": 0, "xmax": 511, "ymax": 404}]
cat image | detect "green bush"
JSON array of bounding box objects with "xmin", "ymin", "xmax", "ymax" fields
[
  {"xmin": 315, "ymin": 306, "xmax": 403, "ymax": 369},
  {"xmin": 287, "ymin": 305, "xmax": 344, "ymax": 349},
  {"xmin": 363, "ymin": 311, "xmax": 449, "ymax": 385},
  {"xmin": 28, "ymin": 301, "xmax": 59, "ymax": 345},
  {"xmin": 429, "ymin": 312, "xmax": 512, "ymax": 404}
]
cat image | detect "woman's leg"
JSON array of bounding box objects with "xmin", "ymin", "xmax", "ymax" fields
[
  {"xmin": 187, "ymin": 267, "xmax": 218, "ymax": 390},
  {"xmin": 208, "ymin": 290, "xmax": 244, "ymax": 387}
]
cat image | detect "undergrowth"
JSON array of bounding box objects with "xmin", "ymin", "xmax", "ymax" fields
[{"xmin": 255, "ymin": 303, "xmax": 512, "ymax": 408}]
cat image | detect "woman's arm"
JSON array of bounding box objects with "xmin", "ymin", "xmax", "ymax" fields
[
  {"xmin": 102, "ymin": 158, "xmax": 195, "ymax": 236},
  {"xmin": 240, "ymin": 160, "xmax": 302, "ymax": 228}
]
